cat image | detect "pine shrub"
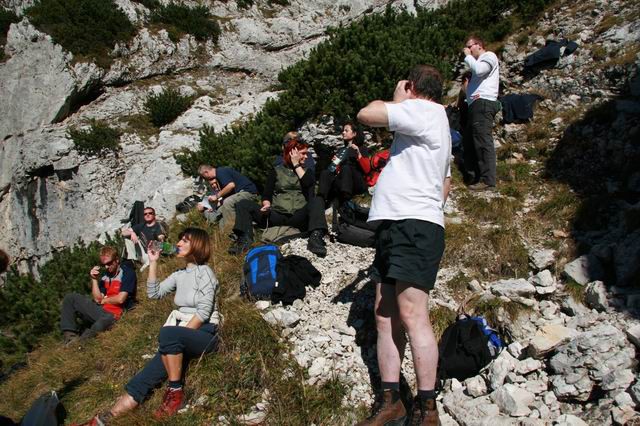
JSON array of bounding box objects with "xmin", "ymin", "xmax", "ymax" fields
[
  {"xmin": 26, "ymin": 0, "xmax": 135, "ymax": 61},
  {"xmin": 0, "ymin": 236, "xmax": 122, "ymax": 373},
  {"xmin": 176, "ymin": 0, "xmax": 553, "ymax": 185},
  {"xmin": 68, "ymin": 120, "xmax": 121, "ymax": 156},
  {"xmin": 144, "ymin": 87, "xmax": 194, "ymax": 127},
  {"xmin": 0, "ymin": 8, "xmax": 19, "ymax": 37},
  {"xmin": 150, "ymin": 3, "xmax": 220, "ymax": 42}
]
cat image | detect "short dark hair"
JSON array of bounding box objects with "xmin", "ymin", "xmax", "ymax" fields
[
  {"xmin": 179, "ymin": 227, "xmax": 211, "ymax": 265},
  {"xmin": 407, "ymin": 65, "xmax": 443, "ymax": 103},
  {"xmin": 466, "ymin": 35, "xmax": 484, "ymax": 49},
  {"xmin": 143, "ymin": 207, "xmax": 156, "ymax": 215},
  {"xmin": 0, "ymin": 249, "xmax": 9, "ymax": 273}
]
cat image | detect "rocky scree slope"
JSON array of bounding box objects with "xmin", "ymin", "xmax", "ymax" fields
[
  {"xmin": 0, "ymin": 0, "xmax": 445, "ymax": 273},
  {"xmin": 250, "ymin": 0, "xmax": 640, "ymax": 424}
]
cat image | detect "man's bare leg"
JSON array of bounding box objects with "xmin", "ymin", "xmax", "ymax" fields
[
  {"xmin": 396, "ymin": 282, "xmax": 438, "ymax": 390},
  {"xmin": 375, "ymin": 282, "xmax": 407, "ymax": 383}
]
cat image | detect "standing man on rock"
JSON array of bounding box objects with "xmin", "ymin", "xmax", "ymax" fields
[
  {"xmin": 463, "ymin": 35, "xmax": 500, "ymax": 190},
  {"xmin": 357, "ymin": 64, "xmax": 451, "ymax": 425}
]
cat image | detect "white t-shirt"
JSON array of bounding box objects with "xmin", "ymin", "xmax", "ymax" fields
[
  {"xmin": 368, "ymin": 99, "xmax": 451, "ymax": 228},
  {"xmin": 465, "ymin": 51, "xmax": 500, "ymax": 104}
]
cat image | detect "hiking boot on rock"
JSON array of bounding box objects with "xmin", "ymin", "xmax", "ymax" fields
[
  {"xmin": 357, "ymin": 389, "xmax": 407, "ymax": 426},
  {"xmin": 153, "ymin": 387, "xmax": 185, "ymax": 419},
  {"xmin": 307, "ymin": 229, "xmax": 327, "ymax": 257},
  {"xmin": 408, "ymin": 396, "xmax": 440, "ymax": 426}
]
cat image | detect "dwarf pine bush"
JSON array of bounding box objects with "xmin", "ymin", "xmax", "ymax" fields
[
  {"xmin": 144, "ymin": 87, "xmax": 193, "ymax": 127},
  {"xmin": 26, "ymin": 0, "xmax": 135, "ymax": 61},
  {"xmin": 150, "ymin": 3, "xmax": 220, "ymax": 42},
  {"xmin": 68, "ymin": 120, "xmax": 121, "ymax": 155}
]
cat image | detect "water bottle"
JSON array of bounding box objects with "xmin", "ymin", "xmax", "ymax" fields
[
  {"xmin": 161, "ymin": 242, "xmax": 179, "ymax": 255},
  {"xmin": 328, "ymin": 146, "xmax": 349, "ymax": 172}
]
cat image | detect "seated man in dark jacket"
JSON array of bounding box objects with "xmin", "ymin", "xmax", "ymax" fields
[
  {"xmin": 60, "ymin": 246, "xmax": 137, "ymax": 345},
  {"xmin": 229, "ymin": 135, "xmax": 328, "ymax": 257}
]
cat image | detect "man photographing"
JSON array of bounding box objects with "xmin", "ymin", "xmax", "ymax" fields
[
  {"xmin": 463, "ymin": 35, "xmax": 500, "ymax": 190},
  {"xmin": 356, "ymin": 64, "xmax": 451, "ymax": 425}
]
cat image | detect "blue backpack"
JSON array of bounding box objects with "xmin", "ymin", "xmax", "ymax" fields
[{"xmin": 240, "ymin": 245, "xmax": 282, "ymax": 300}]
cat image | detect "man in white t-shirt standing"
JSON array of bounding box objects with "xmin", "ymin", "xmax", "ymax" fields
[
  {"xmin": 356, "ymin": 65, "xmax": 451, "ymax": 426},
  {"xmin": 463, "ymin": 35, "xmax": 500, "ymax": 190}
]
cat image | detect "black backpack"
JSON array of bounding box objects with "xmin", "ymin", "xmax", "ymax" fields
[
  {"xmin": 175, "ymin": 195, "xmax": 201, "ymax": 213},
  {"xmin": 335, "ymin": 201, "xmax": 380, "ymax": 248},
  {"xmin": 438, "ymin": 315, "xmax": 504, "ymax": 381}
]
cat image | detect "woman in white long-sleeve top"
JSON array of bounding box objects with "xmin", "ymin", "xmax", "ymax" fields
[{"xmin": 75, "ymin": 228, "xmax": 219, "ymax": 426}]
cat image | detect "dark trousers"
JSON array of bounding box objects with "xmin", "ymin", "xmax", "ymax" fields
[
  {"xmin": 60, "ymin": 293, "xmax": 115, "ymax": 335},
  {"xmin": 466, "ymin": 99, "xmax": 500, "ymax": 186},
  {"xmin": 318, "ymin": 165, "xmax": 367, "ymax": 203},
  {"xmin": 125, "ymin": 323, "xmax": 218, "ymax": 403},
  {"xmin": 233, "ymin": 197, "xmax": 327, "ymax": 240}
]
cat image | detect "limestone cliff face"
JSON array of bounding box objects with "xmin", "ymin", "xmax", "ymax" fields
[{"xmin": 0, "ymin": 0, "xmax": 447, "ymax": 271}]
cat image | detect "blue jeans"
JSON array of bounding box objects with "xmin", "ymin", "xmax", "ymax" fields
[{"xmin": 125, "ymin": 323, "xmax": 218, "ymax": 403}]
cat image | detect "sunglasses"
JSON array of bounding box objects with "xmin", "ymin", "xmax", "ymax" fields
[
  {"xmin": 466, "ymin": 42, "xmax": 478, "ymax": 48},
  {"xmin": 144, "ymin": 212, "xmax": 155, "ymax": 216},
  {"xmin": 102, "ymin": 259, "xmax": 117, "ymax": 267}
]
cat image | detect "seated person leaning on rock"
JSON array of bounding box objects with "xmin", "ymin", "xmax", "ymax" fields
[
  {"xmin": 197, "ymin": 164, "xmax": 258, "ymax": 230},
  {"xmin": 317, "ymin": 122, "xmax": 369, "ymax": 206},
  {"xmin": 228, "ymin": 135, "xmax": 328, "ymax": 257},
  {"xmin": 60, "ymin": 246, "xmax": 137, "ymax": 344},
  {"xmin": 121, "ymin": 207, "xmax": 167, "ymax": 261}
]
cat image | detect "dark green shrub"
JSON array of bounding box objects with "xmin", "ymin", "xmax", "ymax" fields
[
  {"xmin": 144, "ymin": 87, "xmax": 194, "ymax": 127},
  {"xmin": 68, "ymin": 120, "xmax": 121, "ymax": 155},
  {"xmin": 0, "ymin": 8, "xmax": 19, "ymax": 37},
  {"xmin": 132, "ymin": 0, "xmax": 160, "ymax": 9},
  {"xmin": 150, "ymin": 3, "xmax": 220, "ymax": 42},
  {"xmin": 177, "ymin": 0, "xmax": 553, "ymax": 185},
  {"xmin": 0, "ymin": 236, "xmax": 122, "ymax": 373},
  {"xmin": 26, "ymin": 0, "xmax": 135, "ymax": 61}
]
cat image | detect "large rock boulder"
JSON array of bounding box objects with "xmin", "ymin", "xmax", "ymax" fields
[{"xmin": 0, "ymin": 20, "xmax": 103, "ymax": 140}]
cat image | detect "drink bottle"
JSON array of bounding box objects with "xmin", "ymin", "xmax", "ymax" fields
[{"xmin": 328, "ymin": 146, "xmax": 349, "ymax": 172}]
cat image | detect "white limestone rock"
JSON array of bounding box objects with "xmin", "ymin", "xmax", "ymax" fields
[
  {"xmin": 464, "ymin": 375, "xmax": 488, "ymax": 397},
  {"xmin": 490, "ymin": 278, "xmax": 537, "ymax": 299},
  {"xmin": 563, "ymin": 255, "xmax": 604, "ymax": 285},
  {"xmin": 529, "ymin": 248, "xmax": 556, "ymax": 270},
  {"xmin": 555, "ymin": 414, "xmax": 589, "ymax": 426},
  {"xmin": 584, "ymin": 280, "xmax": 609, "ymax": 311},
  {"xmin": 528, "ymin": 325, "xmax": 576, "ymax": 358},
  {"xmin": 491, "ymin": 384, "xmax": 535, "ymax": 417}
]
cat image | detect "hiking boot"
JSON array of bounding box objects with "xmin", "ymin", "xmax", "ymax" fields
[
  {"xmin": 63, "ymin": 331, "xmax": 79, "ymax": 346},
  {"xmin": 307, "ymin": 230, "xmax": 327, "ymax": 258},
  {"xmin": 357, "ymin": 390, "xmax": 406, "ymax": 425},
  {"xmin": 153, "ymin": 387, "xmax": 185, "ymax": 420},
  {"xmin": 408, "ymin": 397, "xmax": 440, "ymax": 426},
  {"xmin": 467, "ymin": 182, "xmax": 495, "ymax": 192},
  {"xmin": 79, "ymin": 329, "xmax": 97, "ymax": 341},
  {"xmin": 228, "ymin": 236, "xmax": 251, "ymax": 255}
]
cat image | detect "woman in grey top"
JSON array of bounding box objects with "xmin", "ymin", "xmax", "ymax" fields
[{"xmin": 75, "ymin": 228, "xmax": 219, "ymax": 425}]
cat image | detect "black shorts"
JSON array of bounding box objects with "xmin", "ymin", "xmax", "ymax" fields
[{"xmin": 371, "ymin": 219, "xmax": 445, "ymax": 290}]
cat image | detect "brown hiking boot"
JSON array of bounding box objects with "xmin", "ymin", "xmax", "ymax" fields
[
  {"xmin": 408, "ymin": 397, "xmax": 440, "ymax": 426},
  {"xmin": 357, "ymin": 389, "xmax": 407, "ymax": 425}
]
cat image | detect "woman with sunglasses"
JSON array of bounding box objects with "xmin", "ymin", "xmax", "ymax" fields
[{"xmin": 75, "ymin": 228, "xmax": 220, "ymax": 425}]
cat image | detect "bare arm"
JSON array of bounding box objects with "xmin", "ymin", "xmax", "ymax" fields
[
  {"xmin": 185, "ymin": 315, "xmax": 204, "ymax": 330},
  {"xmin": 102, "ymin": 291, "xmax": 129, "ymax": 305},
  {"xmin": 357, "ymin": 100, "xmax": 389, "ymax": 128},
  {"xmin": 443, "ymin": 177, "xmax": 451, "ymax": 203},
  {"xmin": 216, "ymin": 182, "xmax": 236, "ymax": 199},
  {"xmin": 89, "ymin": 266, "xmax": 103, "ymax": 303}
]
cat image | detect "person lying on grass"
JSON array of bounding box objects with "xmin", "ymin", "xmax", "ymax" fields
[{"xmin": 74, "ymin": 227, "xmax": 220, "ymax": 425}]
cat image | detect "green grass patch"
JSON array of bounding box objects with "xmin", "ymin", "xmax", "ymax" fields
[
  {"xmin": 150, "ymin": 3, "xmax": 221, "ymax": 43},
  {"xmin": 430, "ymin": 306, "xmax": 457, "ymax": 339},
  {"xmin": 144, "ymin": 87, "xmax": 194, "ymax": 127},
  {"xmin": 444, "ymin": 271, "xmax": 470, "ymax": 301},
  {"xmin": 26, "ymin": 0, "xmax": 135, "ymax": 64},
  {"xmin": 564, "ymin": 279, "xmax": 585, "ymax": 304},
  {"xmin": 457, "ymin": 192, "xmax": 521, "ymax": 224},
  {"xmin": 535, "ymin": 186, "xmax": 579, "ymax": 227},
  {"xmin": 68, "ymin": 120, "xmax": 121, "ymax": 155},
  {"xmin": 486, "ymin": 227, "xmax": 529, "ymax": 278},
  {"xmin": 469, "ymin": 296, "xmax": 530, "ymax": 332}
]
